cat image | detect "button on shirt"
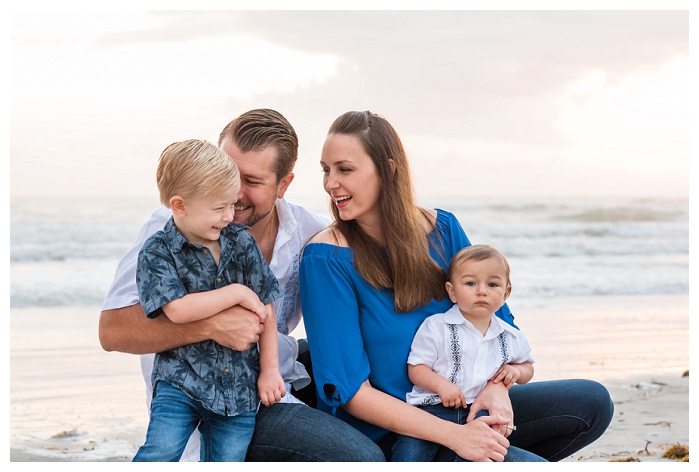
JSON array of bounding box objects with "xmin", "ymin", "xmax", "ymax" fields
[
  {"xmin": 406, "ymin": 304, "xmax": 534, "ymax": 406},
  {"xmin": 136, "ymin": 217, "xmax": 283, "ymax": 417}
]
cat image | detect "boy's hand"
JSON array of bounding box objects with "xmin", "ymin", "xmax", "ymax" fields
[
  {"xmin": 437, "ymin": 381, "xmax": 466, "ymax": 408},
  {"xmin": 234, "ymin": 284, "xmax": 267, "ymax": 322},
  {"xmin": 258, "ymin": 369, "xmax": 286, "ymax": 406},
  {"xmin": 491, "ymin": 364, "xmax": 520, "ymax": 388}
]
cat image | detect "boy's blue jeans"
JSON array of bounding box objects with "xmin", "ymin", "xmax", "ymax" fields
[
  {"xmin": 391, "ymin": 404, "xmax": 547, "ymax": 462},
  {"xmin": 133, "ymin": 381, "xmax": 256, "ymax": 462}
]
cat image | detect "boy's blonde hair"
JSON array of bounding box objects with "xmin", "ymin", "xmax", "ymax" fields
[
  {"xmin": 156, "ymin": 139, "xmax": 240, "ymax": 207},
  {"xmin": 447, "ymin": 244, "xmax": 512, "ymax": 289}
]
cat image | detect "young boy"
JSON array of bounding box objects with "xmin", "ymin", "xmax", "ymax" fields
[
  {"xmin": 132, "ymin": 139, "xmax": 285, "ymax": 462},
  {"xmin": 392, "ymin": 244, "xmax": 539, "ymax": 462}
]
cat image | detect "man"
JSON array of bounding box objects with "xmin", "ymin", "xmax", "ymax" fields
[{"xmin": 99, "ymin": 109, "xmax": 384, "ymax": 461}]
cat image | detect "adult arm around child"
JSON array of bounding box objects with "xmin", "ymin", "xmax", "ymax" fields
[{"xmin": 99, "ymin": 303, "xmax": 264, "ymax": 354}]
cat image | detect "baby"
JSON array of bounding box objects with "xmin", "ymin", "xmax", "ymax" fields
[{"xmin": 393, "ymin": 244, "xmax": 535, "ymax": 462}]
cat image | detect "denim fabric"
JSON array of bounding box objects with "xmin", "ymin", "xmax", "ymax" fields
[
  {"xmin": 506, "ymin": 379, "xmax": 614, "ymax": 461},
  {"xmin": 242, "ymin": 338, "xmax": 384, "ymax": 462},
  {"xmin": 379, "ymin": 379, "xmax": 612, "ymax": 462},
  {"xmin": 137, "ymin": 218, "xmax": 282, "ymax": 416},
  {"xmin": 133, "ymin": 382, "xmax": 256, "ymax": 462},
  {"xmin": 391, "ymin": 405, "xmax": 546, "ymax": 462},
  {"xmin": 245, "ymin": 403, "xmax": 385, "ymax": 461},
  {"xmin": 246, "ymin": 345, "xmax": 612, "ymax": 463}
]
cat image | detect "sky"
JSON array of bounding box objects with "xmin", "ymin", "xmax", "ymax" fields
[{"xmin": 9, "ymin": 6, "xmax": 691, "ymax": 201}]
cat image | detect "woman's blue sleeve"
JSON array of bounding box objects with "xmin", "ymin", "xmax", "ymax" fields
[{"xmin": 299, "ymin": 246, "xmax": 371, "ymax": 408}]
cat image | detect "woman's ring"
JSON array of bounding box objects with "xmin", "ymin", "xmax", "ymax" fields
[{"xmin": 507, "ymin": 425, "xmax": 517, "ymax": 431}]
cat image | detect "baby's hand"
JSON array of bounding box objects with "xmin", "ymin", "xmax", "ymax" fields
[
  {"xmin": 491, "ymin": 364, "xmax": 520, "ymax": 388},
  {"xmin": 234, "ymin": 284, "xmax": 267, "ymax": 322},
  {"xmin": 437, "ymin": 382, "xmax": 466, "ymax": 408},
  {"xmin": 258, "ymin": 370, "xmax": 286, "ymax": 406}
]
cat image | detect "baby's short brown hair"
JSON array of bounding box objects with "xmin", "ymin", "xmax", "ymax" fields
[{"xmin": 447, "ymin": 244, "xmax": 512, "ymax": 289}]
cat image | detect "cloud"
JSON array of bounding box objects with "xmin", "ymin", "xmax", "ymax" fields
[
  {"xmin": 9, "ymin": 10, "xmax": 689, "ymax": 198},
  {"xmin": 112, "ymin": 11, "xmax": 688, "ymax": 144}
]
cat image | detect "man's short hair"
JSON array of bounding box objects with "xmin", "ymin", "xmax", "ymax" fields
[
  {"xmin": 218, "ymin": 109, "xmax": 298, "ymax": 182},
  {"xmin": 157, "ymin": 139, "xmax": 240, "ymax": 207}
]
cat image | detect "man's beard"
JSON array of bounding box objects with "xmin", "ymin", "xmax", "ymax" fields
[{"xmin": 239, "ymin": 202, "xmax": 275, "ymax": 228}]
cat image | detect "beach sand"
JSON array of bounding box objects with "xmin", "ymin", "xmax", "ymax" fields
[
  {"xmin": 563, "ymin": 373, "xmax": 689, "ymax": 462},
  {"xmin": 9, "ymin": 295, "xmax": 690, "ymax": 462}
]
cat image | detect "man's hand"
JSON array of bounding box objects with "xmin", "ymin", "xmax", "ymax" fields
[
  {"xmin": 99, "ymin": 303, "xmax": 265, "ymax": 355},
  {"xmin": 205, "ymin": 305, "xmax": 265, "ymax": 351}
]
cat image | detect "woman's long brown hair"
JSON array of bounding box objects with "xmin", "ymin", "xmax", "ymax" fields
[{"xmin": 327, "ymin": 111, "xmax": 447, "ymax": 312}]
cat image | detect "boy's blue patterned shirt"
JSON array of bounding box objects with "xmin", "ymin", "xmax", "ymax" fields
[{"xmin": 136, "ymin": 217, "xmax": 282, "ymax": 416}]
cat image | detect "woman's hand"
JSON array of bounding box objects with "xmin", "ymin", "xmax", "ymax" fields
[
  {"xmin": 466, "ymin": 380, "xmax": 514, "ymax": 437},
  {"xmin": 450, "ymin": 416, "xmax": 511, "ymax": 462},
  {"xmin": 344, "ymin": 380, "xmax": 510, "ymax": 461}
]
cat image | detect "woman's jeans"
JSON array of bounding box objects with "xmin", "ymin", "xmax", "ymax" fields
[
  {"xmin": 392, "ymin": 405, "xmax": 547, "ymax": 462},
  {"xmin": 133, "ymin": 381, "xmax": 256, "ymax": 462},
  {"xmin": 507, "ymin": 379, "xmax": 614, "ymax": 461},
  {"xmin": 380, "ymin": 379, "xmax": 613, "ymax": 462}
]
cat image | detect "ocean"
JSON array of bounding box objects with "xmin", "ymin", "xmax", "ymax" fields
[
  {"xmin": 9, "ymin": 195, "xmax": 690, "ymax": 461},
  {"xmin": 10, "ymin": 196, "xmax": 689, "ymax": 308}
]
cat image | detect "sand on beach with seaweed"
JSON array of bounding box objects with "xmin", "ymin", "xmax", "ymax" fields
[
  {"xmin": 10, "ymin": 294, "xmax": 689, "ymax": 462},
  {"xmin": 571, "ymin": 373, "xmax": 689, "ymax": 462}
]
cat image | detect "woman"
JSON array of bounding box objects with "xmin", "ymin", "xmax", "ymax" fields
[{"xmin": 299, "ymin": 111, "xmax": 613, "ymax": 461}]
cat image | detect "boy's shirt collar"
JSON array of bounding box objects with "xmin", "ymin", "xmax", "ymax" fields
[{"xmin": 162, "ymin": 217, "xmax": 247, "ymax": 253}]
